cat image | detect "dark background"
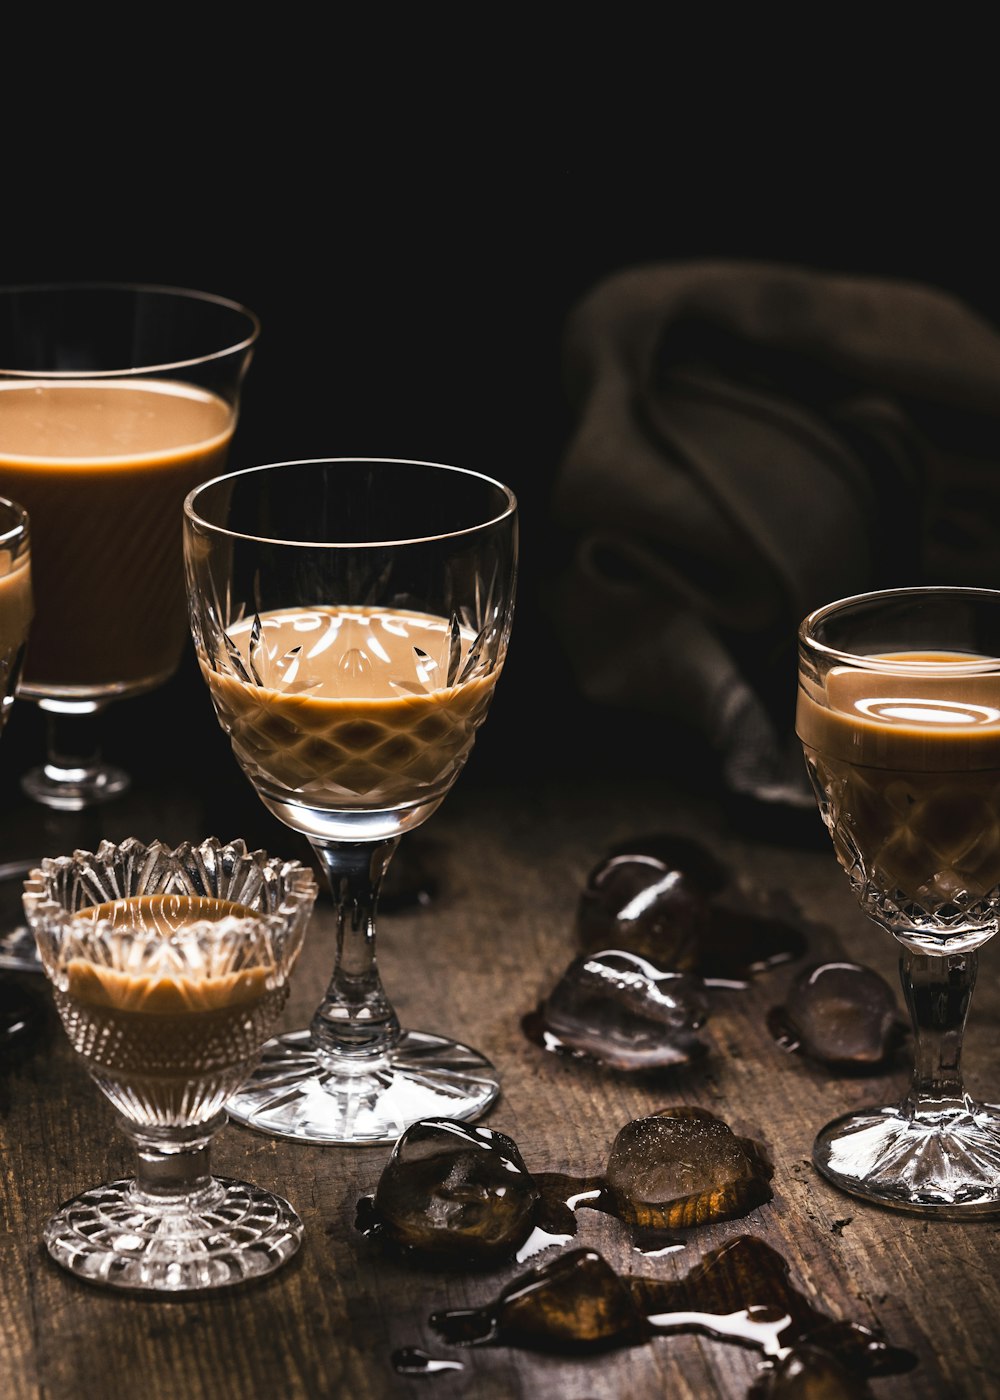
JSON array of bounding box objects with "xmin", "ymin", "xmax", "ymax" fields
[{"xmin": 4, "ymin": 81, "xmax": 1000, "ymax": 842}]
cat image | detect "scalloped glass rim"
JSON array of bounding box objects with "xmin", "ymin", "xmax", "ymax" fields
[{"xmin": 22, "ymin": 836, "xmax": 318, "ymax": 984}]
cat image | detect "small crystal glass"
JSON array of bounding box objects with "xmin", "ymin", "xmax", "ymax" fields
[
  {"xmin": 798, "ymin": 587, "xmax": 1000, "ymax": 1215},
  {"xmin": 0, "ymin": 493, "xmax": 37, "ymax": 1045},
  {"xmin": 22, "ymin": 836, "xmax": 317, "ymax": 1291}
]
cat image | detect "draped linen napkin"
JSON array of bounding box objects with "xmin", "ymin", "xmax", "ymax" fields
[{"xmin": 544, "ymin": 260, "xmax": 1000, "ymax": 821}]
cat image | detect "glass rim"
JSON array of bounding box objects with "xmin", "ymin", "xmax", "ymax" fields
[
  {"xmin": 800, "ymin": 584, "xmax": 1000, "ymax": 673},
  {"xmin": 0, "ymin": 492, "xmax": 29, "ymax": 548},
  {"xmin": 0, "ymin": 280, "xmax": 260, "ymax": 378},
  {"xmin": 22, "ymin": 835, "xmax": 319, "ymax": 938},
  {"xmin": 184, "ymin": 457, "xmax": 519, "ymax": 550}
]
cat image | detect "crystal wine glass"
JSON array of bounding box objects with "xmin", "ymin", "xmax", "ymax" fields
[
  {"xmin": 0, "ymin": 281, "xmax": 259, "ymax": 812},
  {"xmin": 0, "ymin": 493, "xmax": 37, "ymax": 1044},
  {"xmin": 184, "ymin": 458, "xmax": 518, "ymax": 1145},
  {"xmin": 22, "ymin": 836, "xmax": 317, "ymax": 1291},
  {"xmin": 797, "ymin": 586, "xmax": 1000, "ymax": 1214}
]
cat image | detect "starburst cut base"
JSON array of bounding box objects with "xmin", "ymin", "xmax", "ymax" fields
[
  {"xmin": 223, "ymin": 1028, "xmax": 501, "ymax": 1145},
  {"xmin": 44, "ymin": 1176, "xmax": 303, "ymax": 1291},
  {"xmin": 813, "ymin": 1101, "xmax": 1000, "ymax": 1217}
]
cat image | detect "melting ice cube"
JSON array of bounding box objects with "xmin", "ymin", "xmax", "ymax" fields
[
  {"xmin": 365, "ymin": 1118, "xmax": 540, "ymax": 1266},
  {"xmin": 605, "ymin": 1106, "xmax": 773, "ymax": 1228},
  {"xmin": 767, "ymin": 961, "xmax": 905, "ymax": 1070},
  {"xmin": 540, "ymin": 948, "xmax": 709, "ymax": 1070}
]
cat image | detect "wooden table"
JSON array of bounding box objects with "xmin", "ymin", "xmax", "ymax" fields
[{"xmin": 2, "ymin": 673, "xmax": 999, "ymax": 1400}]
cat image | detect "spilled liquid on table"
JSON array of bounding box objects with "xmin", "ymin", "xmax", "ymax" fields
[{"xmin": 401, "ymin": 1234, "xmax": 916, "ymax": 1395}]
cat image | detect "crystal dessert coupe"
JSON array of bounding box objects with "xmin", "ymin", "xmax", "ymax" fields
[
  {"xmin": 184, "ymin": 458, "xmax": 517, "ymax": 1145},
  {"xmin": 22, "ymin": 836, "xmax": 317, "ymax": 1290},
  {"xmin": 797, "ymin": 586, "xmax": 1000, "ymax": 1214}
]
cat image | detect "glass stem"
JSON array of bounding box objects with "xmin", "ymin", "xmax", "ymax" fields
[
  {"xmin": 900, "ymin": 948, "xmax": 977, "ymax": 1120},
  {"xmin": 22, "ymin": 700, "xmax": 129, "ymax": 810},
  {"xmin": 123, "ymin": 1113, "xmax": 225, "ymax": 1206},
  {"xmin": 43, "ymin": 705, "xmax": 104, "ymax": 779},
  {"xmin": 309, "ymin": 837, "xmax": 402, "ymax": 1063}
]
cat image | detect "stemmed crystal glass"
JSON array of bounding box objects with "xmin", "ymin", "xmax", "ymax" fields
[
  {"xmin": 797, "ymin": 586, "xmax": 1000, "ymax": 1214},
  {"xmin": 184, "ymin": 458, "xmax": 517, "ymax": 1145},
  {"xmin": 22, "ymin": 836, "xmax": 317, "ymax": 1291},
  {"xmin": 0, "ymin": 494, "xmax": 37, "ymax": 1044},
  {"xmin": 0, "ymin": 495, "xmax": 30, "ymax": 735},
  {"xmin": 0, "ymin": 281, "xmax": 259, "ymax": 812}
]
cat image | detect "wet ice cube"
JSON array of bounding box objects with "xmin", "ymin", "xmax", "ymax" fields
[
  {"xmin": 371, "ymin": 1118, "xmax": 540, "ymax": 1265},
  {"xmin": 541, "ymin": 949, "xmax": 708, "ymax": 1070},
  {"xmin": 576, "ymin": 836, "xmax": 724, "ymax": 969},
  {"xmin": 605, "ymin": 1107, "xmax": 773, "ymax": 1228},
  {"xmin": 767, "ymin": 961, "xmax": 903, "ymax": 1069}
]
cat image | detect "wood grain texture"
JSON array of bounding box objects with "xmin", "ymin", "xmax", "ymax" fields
[{"xmin": 2, "ymin": 767, "xmax": 999, "ymax": 1400}]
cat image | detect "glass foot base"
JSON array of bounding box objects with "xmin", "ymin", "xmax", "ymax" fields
[
  {"xmin": 21, "ymin": 761, "xmax": 129, "ymax": 811},
  {"xmin": 0, "ymin": 924, "xmax": 43, "ymax": 974},
  {"xmin": 814, "ymin": 1103, "xmax": 1000, "ymax": 1217},
  {"xmin": 44, "ymin": 1176, "xmax": 303, "ymax": 1291},
  {"xmin": 224, "ymin": 1027, "xmax": 501, "ymax": 1145}
]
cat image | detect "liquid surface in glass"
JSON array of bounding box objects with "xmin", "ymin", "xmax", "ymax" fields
[
  {"xmin": 203, "ymin": 607, "xmax": 498, "ymax": 806},
  {"xmin": 797, "ymin": 650, "xmax": 1000, "ymax": 907},
  {"xmin": 0, "ymin": 381, "xmax": 234, "ymax": 690},
  {"xmin": 54, "ymin": 892, "xmax": 283, "ymax": 1123}
]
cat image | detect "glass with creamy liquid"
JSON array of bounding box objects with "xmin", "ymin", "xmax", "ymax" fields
[
  {"xmin": 797, "ymin": 587, "xmax": 1000, "ymax": 1216},
  {"xmin": 0, "ymin": 494, "xmax": 35, "ymax": 1045},
  {"xmin": 185, "ymin": 458, "xmax": 518, "ymax": 1146},
  {"xmin": 22, "ymin": 835, "xmax": 317, "ymax": 1292},
  {"xmin": 0, "ymin": 494, "xmax": 30, "ymax": 736},
  {"xmin": 0, "ymin": 283, "xmax": 259, "ymax": 811}
]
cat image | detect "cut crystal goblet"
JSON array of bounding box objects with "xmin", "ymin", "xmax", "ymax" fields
[
  {"xmin": 798, "ymin": 586, "xmax": 1000, "ymax": 1214},
  {"xmin": 184, "ymin": 458, "xmax": 517, "ymax": 1145}
]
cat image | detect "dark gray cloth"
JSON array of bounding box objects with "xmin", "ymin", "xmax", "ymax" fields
[{"xmin": 545, "ymin": 259, "xmax": 1000, "ymax": 810}]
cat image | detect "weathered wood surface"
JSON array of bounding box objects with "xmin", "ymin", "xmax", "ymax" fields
[{"xmin": 2, "ymin": 736, "xmax": 1000, "ymax": 1400}]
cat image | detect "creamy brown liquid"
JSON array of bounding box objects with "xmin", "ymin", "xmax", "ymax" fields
[
  {"xmin": 0, "ymin": 381, "xmax": 233, "ymax": 691},
  {"xmin": 67, "ymin": 894, "xmax": 273, "ymax": 1013},
  {"xmin": 56, "ymin": 893, "xmax": 284, "ymax": 1122},
  {"xmin": 797, "ymin": 652, "xmax": 1000, "ymax": 904},
  {"xmin": 0, "ymin": 548, "xmax": 31, "ymax": 719},
  {"xmin": 203, "ymin": 607, "xmax": 498, "ymax": 806}
]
